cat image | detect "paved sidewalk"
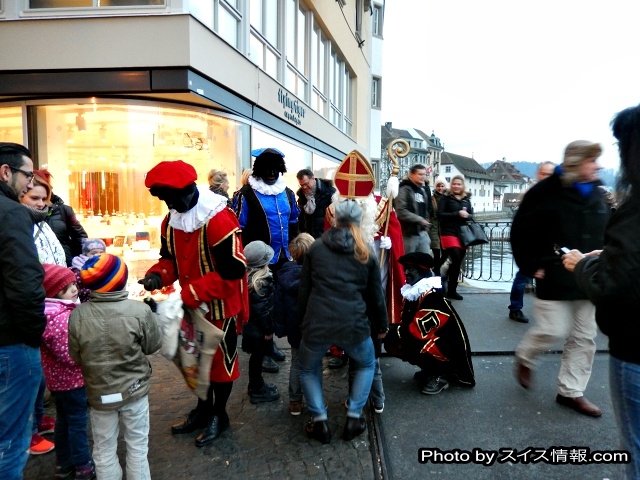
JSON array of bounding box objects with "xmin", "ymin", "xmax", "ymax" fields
[
  {"xmin": 23, "ymin": 288, "xmax": 625, "ymax": 480},
  {"xmin": 24, "ymin": 345, "xmax": 379, "ymax": 480}
]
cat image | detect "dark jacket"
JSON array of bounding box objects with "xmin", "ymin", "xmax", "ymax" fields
[
  {"xmin": 248, "ymin": 273, "xmax": 275, "ymax": 336},
  {"xmin": 394, "ymin": 179, "xmax": 434, "ymax": 237},
  {"xmin": 437, "ymin": 192, "xmax": 473, "ymax": 237},
  {"xmin": 574, "ymin": 195, "xmax": 640, "ymax": 364},
  {"xmin": 511, "ymin": 173, "xmax": 608, "ymax": 301},
  {"xmin": 274, "ymin": 261, "xmax": 302, "ymax": 348},
  {"xmin": 0, "ymin": 181, "xmax": 46, "ymax": 348},
  {"xmin": 296, "ymin": 178, "xmax": 335, "ymax": 239},
  {"xmin": 298, "ymin": 227, "xmax": 388, "ymax": 346},
  {"xmin": 45, "ymin": 194, "xmax": 87, "ymax": 266}
]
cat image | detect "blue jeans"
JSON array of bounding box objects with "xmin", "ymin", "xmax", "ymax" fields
[
  {"xmin": 348, "ymin": 357, "xmax": 385, "ymax": 408},
  {"xmin": 299, "ymin": 337, "xmax": 375, "ymax": 421},
  {"xmin": 509, "ymin": 270, "xmax": 531, "ymax": 311},
  {"xmin": 0, "ymin": 345, "xmax": 42, "ymax": 480},
  {"xmin": 53, "ymin": 387, "xmax": 92, "ymax": 469},
  {"xmin": 402, "ymin": 231, "xmax": 432, "ymax": 256},
  {"xmin": 610, "ymin": 356, "xmax": 640, "ymax": 480},
  {"xmin": 33, "ymin": 375, "xmax": 46, "ymax": 433}
]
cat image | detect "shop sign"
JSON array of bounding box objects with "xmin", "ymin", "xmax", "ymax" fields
[{"xmin": 278, "ymin": 88, "xmax": 305, "ymax": 126}]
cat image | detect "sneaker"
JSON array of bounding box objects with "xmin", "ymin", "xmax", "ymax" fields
[
  {"xmin": 508, "ymin": 309, "xmax": 529, "ymax": 323},
  {"xmin": 54, "ymin": 464, "xmax": 74, "ymax": 479},
  {"xmin": 37, "ymin": 415, "xmax": 56, "ymax": 435},
  {"xmin": 248, "ymin": 384, "xmax": 280, "ymax": 404},
  {"xmin": 289, "ymin": 400, "xmax": 304, "ymax": 416},
  {"xmin": 374, "ymin": 404, "xmax": 384, "ymax": 414},
  {"xmin": 328, "ymin": 355, "xmax": 348, "ymax": 369},
  {"xmin": 29, "ymin": 434, "xmax": 55, "ymax": 455},
  {"xmin": 75, "ymin": 460, "xmax": 96, "ymax": 480},
  {"xmin": 421, "ymin": 376, "xmax": 450, "ymax": 395},
  {"xmin": 268, "ymin": 344, "xmax": 286, "ymax": 362},
  {"xmin": 262, "ymin": 356, "xmax": 280, "ymax": 373}
]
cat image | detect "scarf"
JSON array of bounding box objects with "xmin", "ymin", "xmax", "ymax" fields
[{"xmin": 23, "ymin": 204, "xmax": 51, "ymax": 223}]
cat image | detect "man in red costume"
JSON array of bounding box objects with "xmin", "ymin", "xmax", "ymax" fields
[{"xmin": 139, "ymin": 160, "xmax": 248, "ymax": 447}]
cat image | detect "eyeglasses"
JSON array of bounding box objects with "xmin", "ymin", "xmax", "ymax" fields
[{"xmin": 9, "ymin": 166, "xmax": 35, "ymax": 180}]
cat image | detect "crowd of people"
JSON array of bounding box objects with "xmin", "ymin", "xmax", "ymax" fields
[{"xmin": 3, "ymin": 103, "xmax": 640, "ymax": 479}]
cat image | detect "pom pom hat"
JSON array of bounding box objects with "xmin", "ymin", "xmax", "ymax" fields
[
  {"xmin": 82, "ymin": 238, "xmax": 107, "ymax": 255},
  {"xmin": 80, "ymin": 253, "xmax": 128, "ymax": 292},
  {"xmin": 43, "ymin": 264, "xmax": 76, "ymax": 298},
  {"xmin": 144, "ymin": 160, "xmax": 197, "ymax": 189}
]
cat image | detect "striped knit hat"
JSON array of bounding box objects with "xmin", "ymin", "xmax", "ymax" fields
[{"xmin": 80, "ymin": 253, "xmax": 128, "ymax": 292}]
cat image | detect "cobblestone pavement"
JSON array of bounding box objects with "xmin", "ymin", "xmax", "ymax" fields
[{"xmin": 24, "ymin": 347, "xmax": 379, "ymax": 479}]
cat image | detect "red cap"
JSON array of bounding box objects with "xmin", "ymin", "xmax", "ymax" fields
[
  {"xmin": 43, "ymin": 264, "xmax": 76, "ymax": 298},
  {"xmin": 334, "ymin": 150, "xmax": 375, "ymax": 198},
  {"xmin": 145, "ymin": 160, "xmax": 197, "ymax": 189}
]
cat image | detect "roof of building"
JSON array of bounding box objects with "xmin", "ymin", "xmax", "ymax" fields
[
  {"xmin": 485, "ymin": 159, "xmax": 529, "ymax": 184},
  {"xmin": 441, "ymin": 151, "xmax": 494, "ymax": 180}
]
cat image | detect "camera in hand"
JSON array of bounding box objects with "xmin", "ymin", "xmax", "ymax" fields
[{"xmin": 554, "ymin": 244, "xmax": 570, "ymax": 256}]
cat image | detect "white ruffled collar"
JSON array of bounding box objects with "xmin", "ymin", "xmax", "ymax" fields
[
  {"xmin": 248, "ymin": 174, "xmax": 286, "ymax": 195},
  {"xmin": 400, "ymin": 276, "xmax": 442, "ymax": 301},
  {"xmin": 168, "ymin": 186, "xmax": 228, "ymax": 233}
]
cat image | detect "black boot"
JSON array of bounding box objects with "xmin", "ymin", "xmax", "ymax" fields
[
  {"xmin": 446, "ymin": 281, "xmax": 463, "ymax": 300},
  {"xmin": 195, "ymin": 415, "xmax": 230, "ymax": 447},
  {"xmin": 306, "ymin": 419, "xmax": 331, "ymax": 444},
  {"xmin": 266, "ymin": 338, "xmax": 286, "ymax": 362},
  {"xmin": 342, "ymin": 416, "xmax": 366, "ymax": 440},
  {"xmin": 171, "ymin": 408, "xmax": 209, "ymax": 435}
]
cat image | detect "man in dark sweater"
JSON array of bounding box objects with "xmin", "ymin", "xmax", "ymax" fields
[
  {"xmin": 0, "ymin": 143, "xmax": 47, "ymax": 478},
  {"xmin": 394, "ymin": 164, "xmax": 434, "ymax": 255}
]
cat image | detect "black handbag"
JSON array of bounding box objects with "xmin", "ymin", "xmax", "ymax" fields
[{"xmin": 459, "ymin": 220, "xmax": 489, "ymax": 247}]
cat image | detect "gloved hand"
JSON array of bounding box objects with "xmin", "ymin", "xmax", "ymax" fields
[
  {"xmin": 138, "ymin": 273, "xmax": 163, "ymax": 291},
  {"xmin": 143, "ymin": 297, "xmax": 158, "ymax": 313},
  {"xmin": 379, "ymin": 236, "xmax": 392, "ymax": 250}
]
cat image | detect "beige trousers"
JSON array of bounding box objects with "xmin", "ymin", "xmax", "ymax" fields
[{"xmin": 515, "ymin": 298, "xmax": 597, "ymax": 397}]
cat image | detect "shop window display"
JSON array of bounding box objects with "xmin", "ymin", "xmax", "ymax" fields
[{"xmin": 31, "ymin": 101, "xmax": 250, "ymax": 293}]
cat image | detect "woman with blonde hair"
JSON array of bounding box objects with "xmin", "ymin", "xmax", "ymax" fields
[
  {"xmin": 438, "ymin": 175, "xmax": 473, "ymax": 300},
  {"xmin": 297, "ymin": 199, "xmax": 388, "ymax": 444},
  {"xmin": 208, "ymin": 169, "xmax": 231, "ymax": 206}
]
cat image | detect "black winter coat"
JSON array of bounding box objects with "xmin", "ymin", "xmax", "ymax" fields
[
  {"xmin": 0, "ymin": 182, "xmax": 46, "ymax": 348},
  {"xmin": 394, "ymin": 179, "xmax": 434, "ymax": 237},
  {"xmin": 298, "ymin": 227, "xmax": 388, "ymax": 346},
  {"xmin": 45, "ymin": 194, "xmax": 87, "ymax": 266},
  {"xmin": 248, "ymin": 273, "xmax": 275, "ymax": 336},
  {"xmin": 437, "ymin": 193, "xmax": 473, "ymax": 238},
  {"xmin": 274, "ymin": 261, "xmax": 302, "ymax": 348},
  {"xmin": 511, "ymin": 173, "xmax": 608, "ymax": 301},
  {"xmin": 296, "ymin": 178, "xmax": 335, "ymax": 239},
  {"xmin": 574, "ymin": 195, "xmax": 640, "ymax": 364}
]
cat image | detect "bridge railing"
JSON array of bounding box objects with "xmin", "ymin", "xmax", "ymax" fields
[{"xmin": 461, "ymin": 221, "xmax": 517, "ymax": 282}]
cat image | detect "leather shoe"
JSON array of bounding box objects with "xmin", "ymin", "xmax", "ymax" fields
[
  {"xmin": 556, "ymin": 394, "xmax": 602, "ymax": 417},
  {"xmin": 342, "ymin": 416, "xmax": 366, "ymax": 441},
  {"xmin": 171, "ymin": 409, "xmax": 209, "ymax": 435},
  {"xmin": 195, "ymin": 415, "xmax": 230, "ymax": 447},
  {"xmin": 509, "ymin": 309, "xmax": 529, "ymax": 323},
  {"xmin": 515, "ymin": 360, "xmax": 532, "ymax": 389},
  {"xmin": 262, "ymin": 356, "xmax": 280, "ymax": 373},
  {"xmin": 306, "ymin": 419, "xmax": 331, "ymax": 444}
]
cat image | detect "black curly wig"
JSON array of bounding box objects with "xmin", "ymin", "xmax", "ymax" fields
[{"xmin": 252, "ymin": 148, "xmax": 287, "ymax": 180}]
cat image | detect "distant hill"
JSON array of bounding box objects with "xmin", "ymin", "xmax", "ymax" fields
[{"xmin": 481, "ymin": 161, "xmax": 617, "ymax": 187}]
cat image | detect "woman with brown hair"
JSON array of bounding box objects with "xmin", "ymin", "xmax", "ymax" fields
[
  {"xmin": 437, "ymin": 175, "xmax": 473, "ymax": 300},
  {"xmin": 20, "ymin": 170, "xmax": 66, "ymax": 266}
]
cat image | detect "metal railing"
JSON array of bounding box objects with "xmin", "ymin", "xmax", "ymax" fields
[{"xmin": 462, "ymin": 222, "xmax": 517, "ymax": 282}]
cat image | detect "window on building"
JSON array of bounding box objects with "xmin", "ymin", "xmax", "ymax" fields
[
  {"xmin": 285, "ymin": 0, "xmax": 309, "ymax": 99},
  {"xmin": 29, "ymin": 0, "xmax": 163, "ymax": 6},
  {"xmin": 310, "ymin": 26, "xmax": 328, "ymax": 117},
  {"xmin": 249, "ymin": 0, "xmax": 280, "ymax": 78},
  {"xmin": 372, "ymin": 3, "xmax": 383, "ymax": 36},
  {"xmin": 217, "ymin": 0, "xmax": 242, "ymax": 49},
  {"xmin": 445, "ymin": 166, "xmax": 451, "ymax": 173},
  {"xmin": 328, "ymin": 48, "xmax": 354, "ymax": 136},
  {"xmin": 372, "ymin": 76, "xmax": 381, "ymax": 109}
]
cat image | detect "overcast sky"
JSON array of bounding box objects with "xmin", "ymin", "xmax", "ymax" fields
[{"xmin": 381, "ymin": 0, "xmax": 640, "ymax": 170}]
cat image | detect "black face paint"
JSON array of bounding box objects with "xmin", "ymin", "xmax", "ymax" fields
[{"xmin": 150, "ymin": 184, "xmax": 199, "ymax": 213}]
